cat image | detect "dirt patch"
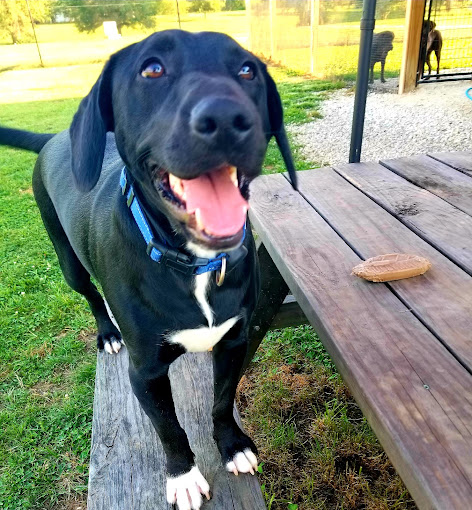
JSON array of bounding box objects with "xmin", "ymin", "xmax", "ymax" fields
[
  {"xmin": 51, "ymin": 494, "xmax": 87, "ymax": 510},
  {"xmin": 77, "ymin": 330, "xmax": 97, "ymax": 351},
  {"xmin": 28, "ymin": 341, "xmax": 53, "ymax": 358}
]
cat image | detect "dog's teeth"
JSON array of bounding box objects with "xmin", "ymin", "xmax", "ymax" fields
[
  {"xmin": 168, "ymin": 173, "xmax": 184, "ymax": 197},
  {"xmin": 229, "ymin": 166, "xmax": 238, "ymax": 187},
  {"xmin": 195, "ymin": 208, "xmax": 204, "ymax": 230}
]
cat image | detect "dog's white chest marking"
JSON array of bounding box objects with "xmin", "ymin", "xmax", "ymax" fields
[
  {"xmin": 168, "ymin": 247, "xmax": 238, "ymax": 352},
  {"xmin": 168, "ymin": 316, "xmax": 239, "ymax": 352},
  {"xmin": 194, "ymin": 272, "xmax": 214, "ymax": 327}
]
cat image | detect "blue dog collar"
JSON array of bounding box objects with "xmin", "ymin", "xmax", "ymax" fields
[{"xmin": 119, "ymin": 167, "xmax": 245, "ymax": 276}]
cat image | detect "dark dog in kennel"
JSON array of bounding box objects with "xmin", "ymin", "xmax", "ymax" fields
[{"xmin": 419, "ymin": 20, "xmax": 443, "ymax": 79}]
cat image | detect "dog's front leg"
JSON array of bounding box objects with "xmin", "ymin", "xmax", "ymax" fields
[
  {"xmin": 128, "ymin": 360, "xmax": 210, "ymax": 509},
  {"xmin": 212, "ymin": 331, "xmax": 258, "ymax": 476},
  {"xmin": 380, "ymin": 60, "xmax": 386, "ymax": 83}
]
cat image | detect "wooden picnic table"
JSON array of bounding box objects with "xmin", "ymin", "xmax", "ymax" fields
[{"xmin": 248, "ymin": 151, "xmax": 472, "ymax": 510}]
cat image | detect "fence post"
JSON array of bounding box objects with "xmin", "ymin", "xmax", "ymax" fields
[
  {"xmin": 349, "ymin": 0, "xmax": 376, "ymax": 163},
  {"xmin": 399, "ymin": 0, "xmax": 426, "ymax": 94},
  {"xmin": 269, "ymin": 0, "xmax": 276, "ymax": 60},
  {"xmin": 310, "ymin": 0, "xmax": 320, "ymax": 75}
]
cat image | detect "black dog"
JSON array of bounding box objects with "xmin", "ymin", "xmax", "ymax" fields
[
  {"xmin": 419, "ymin": 20, "xmax": 443, "ymax": 79},
  {"xmin": 0, "ymin": 30, "xmax": 297, "ymax": 510},
  {"xmin": 370, "ymin": 31, "xmax": 394, "ymax": 83}
]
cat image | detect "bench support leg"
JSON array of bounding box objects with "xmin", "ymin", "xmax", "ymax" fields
[{"xmin": 242, "ymin": 242, "xmax": 290, "ymax": 376}]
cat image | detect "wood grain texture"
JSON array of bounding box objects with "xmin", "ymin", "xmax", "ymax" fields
[
  {"xmin": 88, "ymin": 349, "xmax": 265, "ymax": 510},
  {"xmin": 333, "ymin": 161, "xmax": 472, "ymax": 275},
  {"xmin": 428, "ymin": 151, "xmax": 472, "ymax": 175},
  {"xmin": 399, "ymin": 0, "xmax": 426, "ymax": 94},
  {"xmin": 249, "ymin": 173, "xmax": 472, "ymax": 510},
  {"xmin": 297, "ymin": 168, "xmax": 472, "ymax": 372},
  {"xmin": 381, "ymin": 154, "xmax": 472, "ymax": 216}
]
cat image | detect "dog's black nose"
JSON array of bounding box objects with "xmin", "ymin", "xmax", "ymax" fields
[{"xmin": 190, "ymin": 97, "xmax": 254, "ymax": 145}]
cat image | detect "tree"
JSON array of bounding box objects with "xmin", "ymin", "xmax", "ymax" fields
[
  {"xmin": 376, "ymin": 0, "xmax": 406, "ymax": 20},
  {"xmin": 222, "ymin": 0, "xmax": 245, "ymax": 10},
  {"xmin": 187, "ymin": 1, "xmax": 213, "ymax": 14},
  {"xmin": 0, "ymin": 0, "xmax": 52, "ymax": 44},
  {"xmin": 187, "ymin": 0, "xmax": 222, "ymax": 15},
  {"xmin": 55, "ymin": 0, "xmax": 163, "ymax": 35}
]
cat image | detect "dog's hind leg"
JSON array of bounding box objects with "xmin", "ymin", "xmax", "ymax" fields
[
  {"xmin": 435, "ymin": 49, "xmax": 441, "ymax": 78},
  {"xmin": 426, "ymin": 49, "xmax": 433, "ymax": 78},
  {"xmin": 32, "ymin": 169, "xmax": 122, "ymax": 354}
]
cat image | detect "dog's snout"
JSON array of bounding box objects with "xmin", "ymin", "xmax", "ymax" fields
[{"xmin": 190, "ymin": 98, "xmax": 254, "ymax": 144}]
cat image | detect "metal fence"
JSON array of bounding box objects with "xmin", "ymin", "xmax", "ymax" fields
[{"xmin": 419, "ymin": 0, "xmax": 472, "ymax": 81}]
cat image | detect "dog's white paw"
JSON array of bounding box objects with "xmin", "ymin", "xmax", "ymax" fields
[
  {"xmin": 166, "ymin": 466, "xmax": 210, "ymax": 510},
  {"xmin": 226, "ymin": 448, "xmax": 258, "ymax": 476},
  {"xmin": 104, "ymin": 337, "xmax": 123, "ymax": 354}
]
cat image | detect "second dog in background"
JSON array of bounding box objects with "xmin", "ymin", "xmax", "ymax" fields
[
  {"xmin": 370, "ymin": 31, "xmax": 395, "ymax": 84},
  {"xmin": 419, "ymin": 20, "xmax": 443, "ymax": 79}
]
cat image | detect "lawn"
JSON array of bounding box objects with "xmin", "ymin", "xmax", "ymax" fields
[{"xmin": 0, "ymin": 52, "xmax": 415, "ymax": 510}]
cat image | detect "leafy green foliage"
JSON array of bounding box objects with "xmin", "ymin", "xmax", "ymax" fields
[
  {"xmin": 0, "ymin": 0, "xmax": 52, "ymax": 44},
  {"xmin": 55, "ymin": 0, "xmax": 161, "ymax": 34}
]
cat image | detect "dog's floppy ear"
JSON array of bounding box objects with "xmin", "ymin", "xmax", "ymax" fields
[
  {"xmin": 262, "ymin": 67, "xmax": 298, "ymax": 190},
  {"xmin": 69, "ymin": 58, "xmax": 114, "ymax": 192}
]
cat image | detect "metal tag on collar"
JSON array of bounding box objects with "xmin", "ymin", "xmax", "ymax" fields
[{"xmin": 216, "ymin": 256, "xmax": 227, "ymax": 286}]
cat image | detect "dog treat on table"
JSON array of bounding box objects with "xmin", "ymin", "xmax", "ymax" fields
[{"xmin": 352, "ymin": 253, "xmax": 432, "ymax": 282}]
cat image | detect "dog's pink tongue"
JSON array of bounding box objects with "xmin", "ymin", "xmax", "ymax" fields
[{"xmin": 182, "ymin": 168, "xmax": 248, "ymax": 237}]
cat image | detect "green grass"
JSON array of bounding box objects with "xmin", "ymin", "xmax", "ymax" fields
[{"xmin": 0, "ymin": 99, "xmax": 95, "ymax": 509}]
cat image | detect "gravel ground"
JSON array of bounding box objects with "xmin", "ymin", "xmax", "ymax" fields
[{"xmin": 291, "ymin": 78, "xmax": 472, "ymax": 167}]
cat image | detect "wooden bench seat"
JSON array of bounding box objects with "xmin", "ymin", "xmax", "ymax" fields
[{"xmin": 87, "ymin": 350, "xmax": 266, "ymax": 509}]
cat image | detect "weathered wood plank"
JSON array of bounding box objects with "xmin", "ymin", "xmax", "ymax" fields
[
  {"xmin": 88, "ymin": 348, "xmax": 266, "ymax": 510},
  {"xmin": 428, "ymin": 151, "xmax": 472, "ymax": 175},
  {"xmin": 297, "ymin": 168, "xmax": 472, "ymax": 372},
  {"xmin": 249, "ymin": 173, "xmax": 472, "ymax": 510},
  {"xmin": 380, "ymin": 154, "xmax": 472, "ymax": 216},
  {"xmin": 333, "ymin": 161, "xmax": 472, "ymax": 275}
]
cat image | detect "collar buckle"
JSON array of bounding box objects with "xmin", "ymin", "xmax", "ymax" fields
[{"xmin": 146, "ymin": 237, "xmax": 211, "ymax": 275}]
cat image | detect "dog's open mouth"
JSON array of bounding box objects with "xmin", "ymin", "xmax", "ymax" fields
[{"xmin": 155, "ymin": 165, "xmax": 249, "ymax": 248}]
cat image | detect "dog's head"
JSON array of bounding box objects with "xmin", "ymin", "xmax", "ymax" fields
[
  {"xmin": 423, "ymin": 20, "xmax": 436, "ymax": 34},
  {"xmin": 70, "ymin": 30, "xmax": 296, "ymax": 250}
]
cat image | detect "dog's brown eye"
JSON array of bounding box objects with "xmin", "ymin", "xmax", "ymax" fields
[
  {"xmin": 238, "ymin": 64, "xmax": 255, "ymax": 80},
  {"xmin": 141, "ymin": 61, "xmax": 165, "ymax": 79}
]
